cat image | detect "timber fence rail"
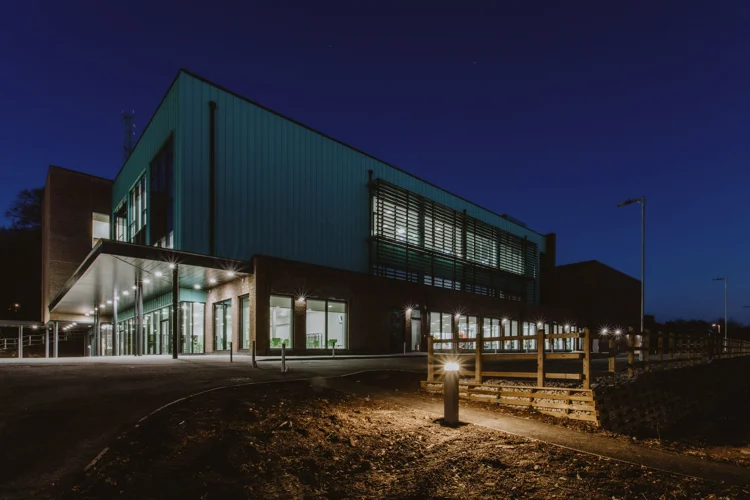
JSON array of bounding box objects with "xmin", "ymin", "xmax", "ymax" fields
[{"xmin": 422, "ymin": 326, "xmax": 750, "ymax": 424}]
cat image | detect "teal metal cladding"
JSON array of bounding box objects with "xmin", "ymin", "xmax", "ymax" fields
[
  {"xmin": 113, "ymin": 70, "xmax": 545, "ymax": 301},
  {"xmin": 112, "ymin": 76, "xmax": 181, "ymax": 246}
]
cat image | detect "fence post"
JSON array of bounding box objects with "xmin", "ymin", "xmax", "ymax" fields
[
  {"xmin": 608, "ymin": 336, "xmax": 616, "ymax": 376},
  {"xmin": 536, "ymin": 324, "xmax": 545, "ymax": 387},
  {"xmin": 627, "ymin": 328, "xmax": 634, "ymax": 377},
  {"xmin": 427, "ymin": 336, "xmax": 435, "ymax": 382},
  {"xmin": 475, "ymin": 325, "xmax": 483, "ymax": 384},
  {"xmin": 657, "ymin": 332, "xmax": 664, "ymax": 369},
  {"xmin": 583, "ymin": 328, "xmax": 591, "ymax": 389}
]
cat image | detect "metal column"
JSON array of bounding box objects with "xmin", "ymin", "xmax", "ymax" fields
[
  {"xmin": 53, "ymin": 321, "xmax": 59, "ymax": 358},
  {"xmin": 112, "ymin": 298, "xmax": 119, "ymax": 357},
  {"xmin": 45, "ymin": 325, "xmax": 49, "ymax": 358},
  {"xmin": 137, "ymin": 281, "xmax": 144, "ymax": 356},
  {"xmin": 18, "ymin": 326, "xmax": 22, "ymax": 358},
  {"xmin": 172, "ymin": 264, "xmax": 179, "ymax": 359}
]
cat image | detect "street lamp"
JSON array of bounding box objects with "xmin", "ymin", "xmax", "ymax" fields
[
  {"xmin": 617, "ymin": 196, "xmax": 645, "ymax": 359},
  {"xmin": 712, "ymin": 278, "xmax": 727, "ymax": 343}
]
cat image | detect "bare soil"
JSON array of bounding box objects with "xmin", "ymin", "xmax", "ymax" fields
[{"xmin": 56, "ymin": 378, "xmax": 745, "ymax": 499}]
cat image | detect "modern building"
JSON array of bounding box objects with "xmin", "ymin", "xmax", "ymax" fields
[
  {"xmin": 42, "ymin": 70, "xmax": 564, "ymax": 357},
  {"xmin": 553, "ymin": 260, "xmax": 640, "ymax": 333}
]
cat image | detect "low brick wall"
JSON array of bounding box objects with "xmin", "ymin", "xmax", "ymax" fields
[{"xmin": 594, "ymin": 357, "xmax": 750, "ymax": 435}]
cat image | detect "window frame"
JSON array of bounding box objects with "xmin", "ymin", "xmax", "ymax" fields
[
  {"xmin": 269, "ymin": 294, "xmax": 294, "ymax": 349},
  {"xmin": 304, "ymin": 298, "xmax": 348, "ymax": 350}
]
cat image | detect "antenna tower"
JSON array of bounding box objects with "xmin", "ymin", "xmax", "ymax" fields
[{"xmin": 122, "ymin": 110, "xmax": 136, "ymax": 161}]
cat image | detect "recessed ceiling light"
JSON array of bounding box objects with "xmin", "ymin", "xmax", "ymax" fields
[
  {"xmin": 100, "ymin": 304, "xmax": 105, "ymax": 308},
  {"xmin": 107, "ymin": 300, "xmax": 112, "ymax": 304},
  {"xmin": 85, "ymin": 313, "xmax": 90, "ymax": 317},
  {"xmin": 123, "ymin": 291, "xmax": 129, "ymax": 296},
  {"xmin": 143, "ymin": 279, "xmax": 151, "ymax": 284},
  {"xmin": 209, "ymin": 278, "xmax": 217, "ymax": 284},
  {"xmin": 193, "ymin": 284, "xmax": 201, "ymax": 289},
  {"xmin": 155, "ymin": 271, "xmax": 163, "ymax": 277},
  {"xmin": 131, "ymin": 285, "xmax": 137, "ymax": 290}
]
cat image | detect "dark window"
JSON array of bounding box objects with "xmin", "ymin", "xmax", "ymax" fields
[{"xmin": 150, "ymin": 136, "xmax": 174, "ymax": 248}]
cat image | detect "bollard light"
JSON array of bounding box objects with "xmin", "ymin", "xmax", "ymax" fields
[{"xmin": 443, "ymin": 361, "xmax": 460, "ymax": 427}]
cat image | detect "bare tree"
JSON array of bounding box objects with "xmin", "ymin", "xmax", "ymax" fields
[{"xmin": 4, "ymin": 187, "xmax": 43, "ymax": 230}]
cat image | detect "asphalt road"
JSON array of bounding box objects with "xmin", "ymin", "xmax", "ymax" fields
[{"xmin": 0, "ymin": 355, "xmax": 425, "ymax": 500}]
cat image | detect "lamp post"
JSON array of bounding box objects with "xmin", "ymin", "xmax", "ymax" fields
[
  {"xmin": 712, "ymin": 277, "xmax": 727, "ymax": 344},
  {"xmin": 617, "ymin": 196, "xmax": 645, "ymax": 359}
]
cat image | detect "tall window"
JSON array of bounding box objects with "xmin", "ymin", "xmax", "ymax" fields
[
  {"xmin": 214, "ymin": 300, "xmax": 232, "ymax": 351},
  {"xmin": 182, "ymin": 302, "xmax": 205, "ymax": 354},
  {"xmin": 239, "ymin": 295, "xmax": 250, "ymax": 350},
  {"xmin": 92, "ymin": 212, "xmax": 110, "ymax": 247},
  {"xmin": 129, "ymin": 176, "xmax": 147, "ymax": 244},
  {"xmin": 457, "ymin": 315, "xmax": 478, "ymax": 350},
  {"xmin": 151, "ymin": 137, "xmax": 174, "ymax": 248},
  {"xmin": 269, "ymin": 295, "xmax": 292, "ymax": 348},
  {"xmin": 306, "ymin": 299, "xmax": 348, "ymax": 349},
  {"xmin": 430, "ymin": 312, "xmax": 454, "ymax": 351},
  {"xmin": 115, "ymin": 204, "xmax": 127, "ymax": 242}
]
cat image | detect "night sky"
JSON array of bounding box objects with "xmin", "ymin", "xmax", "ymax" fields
[{"xmin": 2, "ymin": 1, "xmax": 749, "ymax": 322}]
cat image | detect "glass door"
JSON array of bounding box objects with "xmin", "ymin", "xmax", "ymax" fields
[
  {"xmin": 411, "ymin": 310, "xmax": 421, "ymax": 351},
  {"xmin": 214, "ymin": 300, "xmax": 232, "ymax": 351}
]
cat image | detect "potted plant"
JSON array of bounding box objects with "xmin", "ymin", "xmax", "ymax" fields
[{"xmin": 271, "ymin": 337, "xmax": 282, "ymax": 348}]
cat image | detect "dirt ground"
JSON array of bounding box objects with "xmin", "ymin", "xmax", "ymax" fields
[{"xmin": 56, "ymin": 378, "xmax": 745, "ymax": 499}]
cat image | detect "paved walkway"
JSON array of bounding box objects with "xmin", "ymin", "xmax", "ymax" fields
[{"xmin": 328, "ymin": 375, "xmax": 750, "ymax": 487}]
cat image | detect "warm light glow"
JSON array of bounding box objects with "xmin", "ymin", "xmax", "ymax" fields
[
  {"xmin": 601, "ymin": 328, "xmax": 608, "ymax": 334},
  {"xmin": 227, "ymin": 271, "xmax": 235, "ymax": 277},
  {"xmin": 100, "ymin": 303, "xmax": 105, "ymax": 308},
  {"xmin": 406, "ymin": 307, "xmax": 412, "ymax": 313},
  {"xmin": 155, "ymin": 271, "xmax": 163, "ymax": 277},
  {"xmin": 502, "ymin": 318, "xmax": 508, "ymax": 324},
  {"xmin": 537, "ymin": 322, "xmax": 543, "ymax": 328},
  {"xmin": 444, "ymin": 362, "xmax": 460, "ymax": 372},
  {"xmin": 193, "ymin": 284, "xmax": 201, "ymax": 290},
  {"xmin": 209, "ymin": 278, "xmax": 217, "ymax": 284},
  {"xmin": 297, "ymin": 296, "xmax": 305, "ymax": 302},
  {"xmin": 455, "ymin": 313, "xmax": 461, "ymax": 319},
  {"xmin": 615, "ymin": 329, "xmax": 622, "ymax": 335},
  {"xmin": 32, "ymin": 325, "xmax": 38, "ymax": 330},
  {"xmin": 168, "ymin": 263, "xmax": 176, "ymax": 269}
]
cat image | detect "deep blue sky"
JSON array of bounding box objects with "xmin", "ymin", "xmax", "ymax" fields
[{"xmin": 2, "ymin": 1, "xmax": 749, "ymax": 322}]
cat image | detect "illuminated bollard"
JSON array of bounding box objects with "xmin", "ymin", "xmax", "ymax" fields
[{"xmin": 443, "ymin": 361, "xmax": 460, "ymax": 427}]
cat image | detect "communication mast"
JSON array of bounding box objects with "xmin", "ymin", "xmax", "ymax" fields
[{"xmin": 122, "ymin": 110, "xmax": 136, "ymax": 161}]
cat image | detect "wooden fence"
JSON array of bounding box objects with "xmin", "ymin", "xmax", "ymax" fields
[{"xmin": 422, "ymin": 328, "xmax": 750, "ymax": 424}]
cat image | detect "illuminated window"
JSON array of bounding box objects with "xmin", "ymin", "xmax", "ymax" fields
[
  {"xmin": 270, "ymin": 295, "xmax": 293, "ymax": 348},
  {"xmin": 129, "ymin": 176, "xmax": 147, "ymax": 244},
  {"xmin": 92, "ymin": 212, "xmax": 110, "ymax": 247}
]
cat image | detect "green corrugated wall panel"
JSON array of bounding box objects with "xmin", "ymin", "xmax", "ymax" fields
[
  {"xmin": 177, "ymin": 71, "xmax": 544, "ymax": 281},
  {"xmin": 112, "ymin": 77, "xmax": 181, "ymax": 246}
]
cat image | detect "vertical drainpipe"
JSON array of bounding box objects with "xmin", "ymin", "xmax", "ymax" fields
[{"xmin": 208, "ymin": 101, "xmax": 217, "ymax": 256}]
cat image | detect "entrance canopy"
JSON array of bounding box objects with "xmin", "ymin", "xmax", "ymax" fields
[{"xmin": 49, "ymin": 240, "xmax": 252, "ymax": 319}]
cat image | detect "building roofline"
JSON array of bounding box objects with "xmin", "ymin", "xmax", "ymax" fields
[
  {"xmin": 116, "ymin": 68, "xmax": 544, "ymax": 238},
  {"xmin": 48, "ymin": 165, "xmax": 113, "ymax": 183},
  {"xmin": 179, "ymin": 68, "xmax": 546, "ymax": 238},
  {"xmin": 557, "ymin": 260, "xmax": 638, "ymax": 282}
]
